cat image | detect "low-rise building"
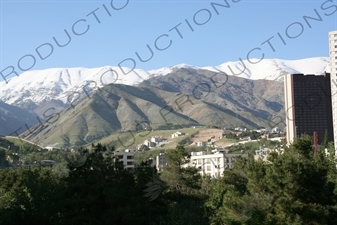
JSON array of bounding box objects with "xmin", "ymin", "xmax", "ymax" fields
[
  {"xmin": 211, "ymin": 147, "xmax": 228, "ymax": 153},
  {"xmin": 143, "ymin": 140, "xmax": 156, "ymax": 148},
  {"xmin": 271, "ymin": 127, "xmax": 282, "ymax": 133},
  {"xmin": 114, "ymin": 149, "xmax": 135, "ymax": 170},
  {"xmin": 151, "ymin": 136, "xmax": 165, "ymax": 143},
  {"xmin": 196, "ymin": 141, "xmax": 207, "ymax": 147},
  {"xmin": 235, "ymin": 127, "xmax": 247, "ymax": 132},
  {"xmin": 239, "ymin": 136, "xmax": 251, "ymax": 141},
  {"xmin": 254, "ymin": 128, "xmax": 268, "ymax": 133},
  {"xmin": 171, "ymin": 131, "xmax": 185, "ymax": 138},
  {"xmin": 184, "ymin": 151, "xmax": 248, "ymax": 178},
  {"xmin": 137, "ymin": 144, "xmax": 150, "ymax": 151},
  {"xmin": 45, "ymin": 146, "xmax": 61, "ymax": 151}
]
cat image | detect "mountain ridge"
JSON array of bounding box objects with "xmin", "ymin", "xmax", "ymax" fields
[
  {"xmin": 19, "ymin": 67, "xmax": 285, "ymax": 148},
  {"xmin": 0, "ymin": 100, "xmax": 40, "ymax": 136},
  {"xmin": 0, "ymin": 57, "xmax": 329, "ymax": 113},
  {"xmin": 0, "ymin": 57, "xmax": 328, "ymax": 138}
]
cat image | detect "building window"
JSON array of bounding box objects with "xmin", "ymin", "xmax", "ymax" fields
[
  {"xmin": 127, "ymin": 162, "xmax": 134, "ymax": 165},
  {"xmin": 127, "ymin": 156, "xmax": 134, "ymax": 159},
  {"xmin": 207, "ymin": 166, "xmax": 211, "ymax": 171}
]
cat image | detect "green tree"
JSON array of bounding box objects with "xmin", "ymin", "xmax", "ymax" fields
[
  {"xmin": 0, "ymin": 168, "xmax": 65, "ymax": 225},
  {"xmin": 206, "ymin": 135, "xmax": 337, "ymax": 225},
  {"xmin": 59, "ymin": 143, "xmax": 168, "ymax": 225},
  {"xmin": 160, "ymin": 145, "xmax": 201, "ymax": 194},
  {"xmin": 158, "ymin": 145, "xmax": 209, "ymax": 224},
  {"xmin": 0, "ymin": 149, "xmax": 9, "ymax": 168}
]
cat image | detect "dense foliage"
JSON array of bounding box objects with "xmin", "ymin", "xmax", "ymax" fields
[
  {"xmin": 227, "ymin": 138, "xmax": 281, "ymax": 154},
  {"xmin": 0, "ymin": 135, "xmax": 336, "ymax": 225}
]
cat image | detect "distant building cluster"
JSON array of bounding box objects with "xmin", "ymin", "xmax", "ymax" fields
[
  {"xmin": 254, "ymin": 146, "xmax": 284, "ymax": 162},
  {"xmin": 232, "ymin": 126, "xmax": 280, "ymax": 134},
  {"xmin": 137, "ymin": 136, "xmax": 167, "ymax": 151}
]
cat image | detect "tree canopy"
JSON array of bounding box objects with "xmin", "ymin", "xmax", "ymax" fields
[{"xmin": 0, "ymin": 136, "xmax": 336, "ymax": 225}]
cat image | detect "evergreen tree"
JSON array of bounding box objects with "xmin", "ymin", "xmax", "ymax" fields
[{"xmin": 206, "ymin": 135, "xmax": 337, "ymax": 225}]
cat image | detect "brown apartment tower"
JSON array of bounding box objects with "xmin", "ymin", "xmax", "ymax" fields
[{"xmin": 284, "ymin": 73, "xmax": 334, "ymax": 145}]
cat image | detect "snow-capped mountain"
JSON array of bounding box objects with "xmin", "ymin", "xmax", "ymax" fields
[
  {"xmin": 150, "ymin": 57, "xmax": 330, "ymax": 80},
  {"xmin": 202, "ymin": 57, "xmax": 330, "ymax": 81},
  {"xmin": 0, "ymin": 66, "xmax": 152, "ymax": 106},
  {"xmin": 0, "ymin": 57, "xmax": 330, "ymax": 114}
]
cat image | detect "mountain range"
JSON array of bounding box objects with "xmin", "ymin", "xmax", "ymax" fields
[
  {"xmin": 0, "ymin": 57, "xmax": 331, "ymax": 146},
  {"xmin": 0, "ymin": 57, "xmax": 329, "ymax": 113},
  {"xmin": 20, "ymin": 68, "xmax": 285, "ymax": 147}
]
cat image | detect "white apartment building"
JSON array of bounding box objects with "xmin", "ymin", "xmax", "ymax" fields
[
  {"xmin": 329, "ymin": 30, "xmax": 337, "ymax": 154},
  {"xmin": 114, "ymin": 149, "xmax": 135, "ymax": 170},
  {"xmin": 143, "ymin": 140, "xmax": 156, "ymax": 148},
  {"xmin": 184, "ymin": 151, "xmax": 248, "ymax": 178},
  {"xmin": 154, "ymin": 150, "xmax": 248, "ymax": 178}
]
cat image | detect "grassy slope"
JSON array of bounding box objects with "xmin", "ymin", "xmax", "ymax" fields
[
  {"xmin": 89, "ymin": 127, "xmax": 205, "ymax": 150},
  {"xmin": 89, "ymin": 127, "xmax": 241, "ymax": 152}
]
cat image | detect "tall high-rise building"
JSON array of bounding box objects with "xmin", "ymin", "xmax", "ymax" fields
[
  {"xmin": 284, "ymin": 73, "xmax": 334, "ymax": 145},
  {"xmin": 329, "ymin": 30, "xmax": 337, "ymax": 151}
]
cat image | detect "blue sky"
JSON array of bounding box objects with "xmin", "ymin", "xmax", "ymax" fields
[{"xmin": 0, "ymin": 0, "xmax": 336, "ymax": 82}]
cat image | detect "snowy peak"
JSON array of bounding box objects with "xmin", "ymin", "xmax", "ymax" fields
[
  {"xmin": 202, "ymin": 57, "xmax": 330, "ymax": 81},
  {"xmin": 0, "ymin": 57, "xmax": 330, "ymax": 112},
  {"xmin": 0, "ymin": 66, "xmax": 152, "ymax": 105},
  {"xmin": 148, "ymin": 57, "xmax": 329, "ymax": 81},
  {"xmin": 148, "ymin": 63, "xmax": 199, "ymax": 76}
]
